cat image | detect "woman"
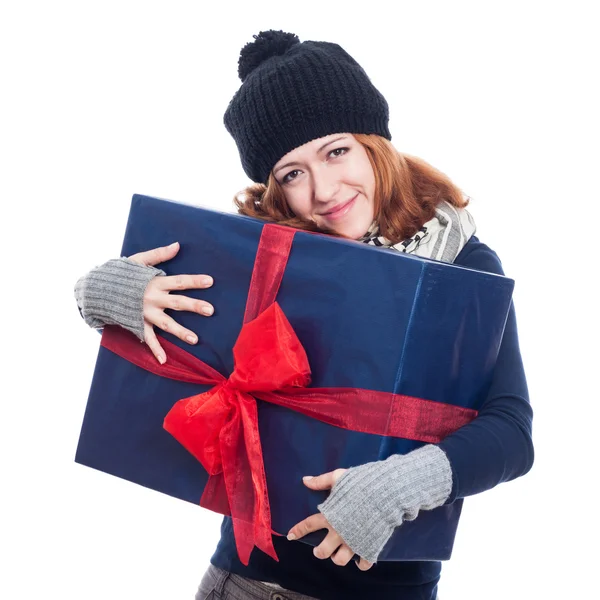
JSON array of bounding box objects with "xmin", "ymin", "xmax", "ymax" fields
[{"xmin": 75, "ymin": 30, "xmax": 534, "ymax": 600}]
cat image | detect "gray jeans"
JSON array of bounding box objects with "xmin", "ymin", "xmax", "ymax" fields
[{"xmin": 195, "ymin": 565, "xmax": 319, "ymax": 600}]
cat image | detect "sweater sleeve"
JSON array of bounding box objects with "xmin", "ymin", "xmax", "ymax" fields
[
  {"xmin": 438, "ymin": 243, "xmax": 534, "ymax": 502},
  {"xmin": 318, "ymin": 444, "xmax": 452, "ymax": 563},
  {"xmin": 74, "ymin": 257, "xmax": 165, "ymax": 341}
]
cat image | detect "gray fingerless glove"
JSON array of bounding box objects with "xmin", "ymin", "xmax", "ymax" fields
[
  {"xmin": 318, "ymin": 444, "xmax": 453, "ymax": 564},
  {"xmin": 74, "ymin": 257, "xmax": 165, "ymax": 341}
]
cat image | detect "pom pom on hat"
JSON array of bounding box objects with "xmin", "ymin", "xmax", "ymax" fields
[{"xmin": 238, "ymin": 30, "xmax": 300, "ymax": 82}]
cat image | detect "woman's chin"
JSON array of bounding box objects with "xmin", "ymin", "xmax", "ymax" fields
[{"xmin": 330, "ymin": 222, "xmax": 371, "ymax": 240}]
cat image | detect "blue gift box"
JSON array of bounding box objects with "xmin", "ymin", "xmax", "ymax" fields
[{"xmin": 75, "ymin": 193, "xmax": 514, "ymax": 561}]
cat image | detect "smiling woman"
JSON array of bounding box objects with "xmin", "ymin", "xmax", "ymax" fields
[
  {"xmin": 274, "ymin": 134, "xmax": 375, "ymax": 237},
  {"xmin": 253, "ymin": 133, "xmax": 377, "ymax": 240},
  {"xmin": 74, "ymin": 29, "xmax": 533, "ymax": 600},
  {"xmin": 236, "ymin": 132, "xmax": 470, "ymax": 245}
]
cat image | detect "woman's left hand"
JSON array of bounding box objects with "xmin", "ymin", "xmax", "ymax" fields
[{"xmin": 286, "ymin": 469, "xmax": 374, "ymax": 571}]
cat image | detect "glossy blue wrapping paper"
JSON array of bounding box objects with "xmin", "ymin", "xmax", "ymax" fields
[{"xmin": 76, "ymin": 194, "xmax": 514, "ymax": 561}]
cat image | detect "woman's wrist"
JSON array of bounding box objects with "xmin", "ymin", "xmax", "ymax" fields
[
  {"xmin": 317, "ymin": 444, "xmax": 453, "ymax": 563},
  {"xmin": 74, "ymin": 257, "xmax": 165, "ymax": 340}
]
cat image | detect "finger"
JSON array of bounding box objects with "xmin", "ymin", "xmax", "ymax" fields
[
  {"xmin": 144, "ymin": 325, "xmax": 167, "ymax": 364},
  {"xmin": 163, "ymin": 294, "xmax": 214, "ymax": 317},
  {"xmin": 129, "ymin": 242, "xmax": 180, "ymax": 267},
  {"xmin": 287, "ymin": 513, "xmax": 329, "ymax": 541},
  {"xmin": 330, "ymin": 544, "xmax": 354, "ymax": 567},
  {"xmin": 313, "ymin": 530, "xmax": 344, "ymax": 560},
  {"xmin": 356, "ymin": 558, "xmax": 374, "ymax": 571},
  {"xmin": 303, "ymin": 469, "xmax": 347, "ymax": 491},
  {"xmin": 146, "ymin": 310, "xmax": 200, "ymax": 345},
  {"xmin": 156, "ymin": 273, "xmax": 214, "ymax": 293}
]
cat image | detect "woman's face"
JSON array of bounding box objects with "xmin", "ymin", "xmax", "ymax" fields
[{"xmin": 272, "ymin": 133, "xmax": 376, "ymax": 239}]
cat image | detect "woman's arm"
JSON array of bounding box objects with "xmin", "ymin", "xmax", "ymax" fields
[
  {"xmin": 438, "ymin": 243, "xmax": 534, "ymax": 502},
  {"xmin": 316, "ymin": 242, "xmax": 534, "ymax": 562},
  {"xmin": 317, "ymin": 444, "xmax": 452, "ymax": 564}
]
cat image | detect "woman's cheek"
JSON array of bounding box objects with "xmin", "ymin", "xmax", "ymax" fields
[{"xmin": 286, "ymin": 193, "xmax": 310, "ymax": 219}]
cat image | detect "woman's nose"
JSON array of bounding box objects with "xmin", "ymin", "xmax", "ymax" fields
[{"xmin": 312, "ymin": 169, "xmax": 340, "ymax": 204}]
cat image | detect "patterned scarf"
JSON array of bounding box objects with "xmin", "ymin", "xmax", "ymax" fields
[{"xmin": 359, "ymin": 200, "xmax": 476, "ymax": 264}]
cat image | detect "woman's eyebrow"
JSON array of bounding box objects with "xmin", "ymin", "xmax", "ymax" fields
[{"xmin": 317, "ymin": 135, "xmax": 348, "ymax": 153}]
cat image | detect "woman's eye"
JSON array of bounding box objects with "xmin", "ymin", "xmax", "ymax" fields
[
  {"xmin": 283, "ymin": 170, "xmax": 300, "ymax": 184},
  {"xmin": 329, "ymin": 147, "xmax": 349, "ymax": 158}
]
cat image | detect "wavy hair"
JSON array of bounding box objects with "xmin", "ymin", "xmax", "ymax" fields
[{"xmin": 234, "ymin": 134, "xmax": 468, "ymax": 243}]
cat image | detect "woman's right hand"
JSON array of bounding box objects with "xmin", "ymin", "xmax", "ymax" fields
[{"xmin": 128, "ymin": 241, "xmax": 214, "ymax": 365}]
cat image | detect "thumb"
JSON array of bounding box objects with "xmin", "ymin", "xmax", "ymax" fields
[{"xmin": 303, "ymin": 469, "xmax": 346, "ymax": 490}]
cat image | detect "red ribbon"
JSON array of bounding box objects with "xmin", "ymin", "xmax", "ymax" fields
[{"xmin": 100, "ymin": 224, "xmax": 478, "ymax": 565}]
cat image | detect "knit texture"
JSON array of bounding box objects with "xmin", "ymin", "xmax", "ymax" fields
[
  {"xmin": 224, "ymin": 30, "xmax": 391, "ymax": 184},
  {"xmin": 74, "ymin": 257, "xmax": 165, "ymax": 341},
  {"xmin": 318, "ymin": 444, "xmax": 453, "ymax": 564},
  {"xmin": 360, "ymin": 200, "xmax": 476, "ymax": 262}
]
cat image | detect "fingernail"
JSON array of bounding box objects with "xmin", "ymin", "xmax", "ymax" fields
[
  {"xmin": 202, "ymin": 306, "xmax": 214, "ymax": 316},
  {"xmin": 303, "ymin": 476, "xmax": 313, "ymax": 482},
  {"xmin": 169, "ymin": 242, "xmax": 178, "ymax": 248},
  {"xmin": 202, "ymin": 276, "xmax": 213, "ymax": 286},
  {"xmin": 186, "ymin": 335, "xmax": 197, "ymax": 344},
  {"xmin": 287, "ymin": 533, "xmax": 296, "ymax": 541},
  {"xmin": 158, "ymin": 355, "xmax": 166, "ymax": 364}
]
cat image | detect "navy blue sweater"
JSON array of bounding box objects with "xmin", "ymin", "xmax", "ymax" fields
[{"xmin": 208, "ymin": 236, "xmax": 534, "ymax": 600}]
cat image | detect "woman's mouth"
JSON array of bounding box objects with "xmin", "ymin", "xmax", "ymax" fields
[{"xmin": 320, "ymin": 194, "xmax": 358, "ymax": 222}]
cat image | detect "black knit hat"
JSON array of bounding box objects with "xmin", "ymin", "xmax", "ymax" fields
[{"xmin": 224, "ymin": 30, "xmax": 392, "ymax": 184}]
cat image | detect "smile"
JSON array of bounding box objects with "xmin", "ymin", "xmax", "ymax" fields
[{"xmin": 319, "ymin": 194, "xmax": 358, "ymax": 221}]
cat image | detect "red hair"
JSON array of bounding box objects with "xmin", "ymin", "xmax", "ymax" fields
[{"xmin": 234, "ymin": 134, "xmax": 468, "ymax": 243}]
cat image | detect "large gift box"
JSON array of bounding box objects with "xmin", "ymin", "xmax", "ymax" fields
[{"xmin": 76, "ymin": 194, "xmax": 514, "ymax": 564}]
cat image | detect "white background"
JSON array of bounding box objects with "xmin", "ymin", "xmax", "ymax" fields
[{"xmin": 2, "ymin": 1, "xmax": 598, "ymax": 598}]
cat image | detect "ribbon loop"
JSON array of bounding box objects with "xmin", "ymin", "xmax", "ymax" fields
[
  {"xmin": 229, "ymin": 303, "xmax": 311, "ymax": 392},
  {"xmin": 163, "ymin": 384, "xmax": 231, "ymax": 475}
]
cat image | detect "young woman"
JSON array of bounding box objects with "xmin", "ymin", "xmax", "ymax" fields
[{"xmin": 75, "ymin": 30, "xmax": 534, "ymax": 600}]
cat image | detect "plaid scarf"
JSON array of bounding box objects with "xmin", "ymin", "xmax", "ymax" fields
[{"xmin": 359, "ymin": 200, "xmax": 476, "ymax": 264}]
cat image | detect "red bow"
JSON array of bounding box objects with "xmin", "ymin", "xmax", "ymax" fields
[{"xmin": 163, "ymin": 302, "xmax": 309, "ymax": 564}]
